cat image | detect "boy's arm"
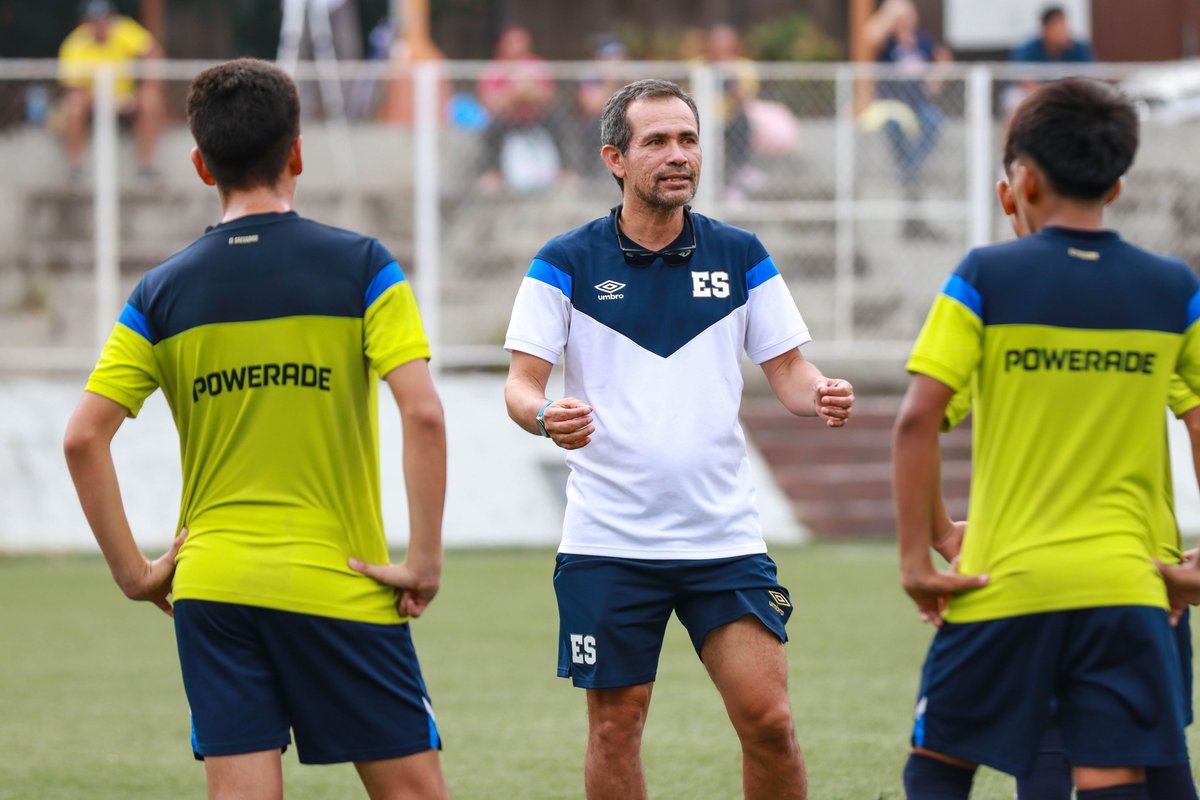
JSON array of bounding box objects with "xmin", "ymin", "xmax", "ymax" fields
[
  {"xmin": 931, "ymin": 494, "xmax": 966, "ymax": 563},
  {"xmin": 893, "ymin": 374, "xmax": 988, "ymax": 625},
  {"xmin": 349, "ymin": 359, "xmax": 446, "ymax": 618},
  {"xmin": 63, "ymin": 391, "xmax": 186, "ymax": 615},
  {"xmin": 1159, "ymin": 405, "xmax": 1200, "ymax": 606}
]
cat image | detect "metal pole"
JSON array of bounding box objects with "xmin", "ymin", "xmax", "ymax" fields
[
  {"xmin": 690, "ymin": 63, "xmax": 722, "ymax": 216},
  {"xmin": 967, "ymin": 65, "xmax": 994, "ymax": 248},
  {"xmin": 93, "ymin": 65, "xmax": 120, "ymax": 347},
  {"xmin": 413, "ymin": 62, "xmax": 440, "ymax": 373},
  {"xmin": 834, "ymin": 63, "xmax": 856, "ymax": 344}
]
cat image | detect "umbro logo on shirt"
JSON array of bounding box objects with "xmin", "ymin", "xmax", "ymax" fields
[{"xmin": 595, "ymin": 280, "xmax": 626, "ymax": 301}]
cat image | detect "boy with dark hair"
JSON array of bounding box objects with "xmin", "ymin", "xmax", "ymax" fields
[
  {"xmin": 64, "ymin": 58, "xmax": 449, "ymax": 799},
  {"xmin": 893, "ymin": 77, "xmax": 1200, "ymax": 799},
  {"xmin": 937, "ymin": 182, "xmax": 1200, "ymax": 800}
]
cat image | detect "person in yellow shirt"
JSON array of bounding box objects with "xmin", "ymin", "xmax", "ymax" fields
[
  {"xmin": 893, "ymin": 77, "xmax": 1200, "ymax": 800},
  {"xmin": 63, "ymin": 58, "xmax": 449, "ymax": 798},
  {"xmin": 58, "ymin": 0, "xmax": 164, "ymax": 174}
]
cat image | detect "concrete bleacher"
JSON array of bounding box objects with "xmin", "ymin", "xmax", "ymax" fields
[{"xmin": 5, "ymin": 112, "xmax": 1200, "ymax": 540}]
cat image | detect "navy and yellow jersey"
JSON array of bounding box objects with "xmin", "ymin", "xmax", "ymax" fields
[
  {"xmin": 86, "ymin": 212, "xmax": 429, "ymax": 624},
  {"xmin": 942, "ymin": 375, "xmax": 1200, "ymax": 565},
  {"xmin": 908, "ymin": 226, "xmax": 1200, "ymax": 623}
]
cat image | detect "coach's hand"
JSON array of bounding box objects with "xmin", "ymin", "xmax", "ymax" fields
[
  {"xmin": 119, "ymin": 528, "xmax": 187, "ymax": 617},
  {"xmin": 542, "ymin": 397, "xmax": 595, "ymax": 450},
  {"xmin": 815, "ymin": 378, "xmax": 854, "ymax": 428},
  {"xmin": 900, "ymin": 564, "xmax": 988, "ymax": 627},
  {"xmin": 349, "ymin": 557, "xmax": 441, "ymax": 618}
]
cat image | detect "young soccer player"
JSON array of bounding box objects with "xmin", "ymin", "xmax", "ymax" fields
[
  {"xmin": 893, "ymin": 77, "xmax": 1200, "ymax": 799},
  {"xmin": 63, "ymin": 59, "xmax": 449, "ymax": 799}
]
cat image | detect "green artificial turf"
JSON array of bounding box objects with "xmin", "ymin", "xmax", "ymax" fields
[{"xmin": 0, "ymin": 544, "xmax": 1193, "ymax": 798}]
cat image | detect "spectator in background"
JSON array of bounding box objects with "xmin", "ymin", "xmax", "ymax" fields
[
  {"xmin": 477, "ymin": 24, "xmax": 561, "ymax": 193},
  {"xmin": 569, "ymin": 34, "xmax": 628, "ymax": 182},
  {"xmin": 861, "ymin": 0, "xmax": 953, "ymax": 238},
  {"xmin": 705, "ymin": 24, "xmax": 761, "ymax": 201},
  {"xmin": 58, "ymin": 0, "xmax": 164, "ymax": 177},
  {"xmin": 1005, "ymin": 6, "xmax": 1095, "ymax": 115}
]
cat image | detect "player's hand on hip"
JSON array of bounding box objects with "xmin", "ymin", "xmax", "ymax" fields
[
  {"xmin": 122, "ymin": 528, "xmax": 187, "ymax": 617},
  {"xmin": 815, "ymin": 378, "xmax": 854, "ymax": 428},
  {"xmin": 348, "ymin": 557, "xmax": 441, "ymax": 618},
  {"xmin": 544, "ymin": 397, "xmax": 595, "ymax": 450},
  {"xmin": 900, "ymin": 563, "xmax": 988, "ymax": 627},
  {"xmin": 1158, "ymin": 560, "xmax": 1200, "ymax": 614}
]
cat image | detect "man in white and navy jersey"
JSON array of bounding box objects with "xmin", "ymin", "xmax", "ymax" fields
[{"xmin": 503, "ymin": 78, "xmax": 854, "ymax": 800}]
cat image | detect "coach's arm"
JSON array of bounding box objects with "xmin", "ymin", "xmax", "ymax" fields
[
  {"xmin": 760, "ymin": 348, "xmax": 854, "ymax": 427},
  {"xmin": 63, "ymin": 392, "xmax": 186, "ymax": 616},
  {"xmin": 504, "ymin": 351, "xmax": 594, "ymax": 450}
]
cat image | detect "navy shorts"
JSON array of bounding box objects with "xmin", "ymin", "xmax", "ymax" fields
[
  {"xmin": 912, "ymin": 605, "xmax": 1187, "ymax": 777},
  {"xmin": 174, "ymin": 600, "xmax": 441, "ymax": 764},
  {"xmin": 553, "ymin": 553, "xmax": 793, "ymax": 689},
  {"xmin": 1177, "ymin": 608, "xmax": 1194, "ymax": 727}
]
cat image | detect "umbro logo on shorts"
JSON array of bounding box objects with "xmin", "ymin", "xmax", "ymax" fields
[
  {"xmin": 768, "ymin": 590, "xmax": 792, "ymax": 615},
  {"xmin": 595, "ymin": 280, "xmax": 626, "ymax": 301}
]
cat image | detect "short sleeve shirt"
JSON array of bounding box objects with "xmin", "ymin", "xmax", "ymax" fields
[
  {"xmin": 86, "ymin": 212, "xmax": 430, "ymax": 624},
  {"xmin": 505, "ymin": 208, "xmax": 810, "ymax": 559},
  {"xmin": 908, "ymin": 226, "xmax": 1200, "ymax": 622}
]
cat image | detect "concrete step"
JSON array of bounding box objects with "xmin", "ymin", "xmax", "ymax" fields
[{"xmin": 741, "ymin": 394, "xmax": 971, "ymax": 538}]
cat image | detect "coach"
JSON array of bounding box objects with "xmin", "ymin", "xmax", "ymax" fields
[{"xmin": 503, "ymin": 78, "xmax": 854, "ymax": 800}]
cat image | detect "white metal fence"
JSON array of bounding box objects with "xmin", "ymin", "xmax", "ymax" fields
[{"xmin": 1, "ymin": 58, "xmax": 1198, "ymax": 373}]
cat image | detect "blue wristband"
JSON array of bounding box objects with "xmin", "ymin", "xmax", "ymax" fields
[{"xmin": 536, "ymin": 400, "xmax": 554, "ymax": 437}]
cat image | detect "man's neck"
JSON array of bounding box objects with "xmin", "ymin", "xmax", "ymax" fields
[
  {"xmin": 218, "ymin": 183, "xmax": 295, "ymax": 224},
  {"xmin": 618, "ymin": 198, "xmax": 685, "ymax": 251}
]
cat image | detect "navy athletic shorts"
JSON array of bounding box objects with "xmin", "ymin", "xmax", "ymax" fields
[
  {"xmin": 552, "ymin": 553, "xmax": 793, "ymax": 689},
  {"xmin": 174, "ymin": 599, "xmax": 441, "ymax": 764},
  {"xmin": 1177, "ymin": 608, "xmax": 1194, "ymax": 727},
  {"xmin": 911, "ymin": 605, "xmax": 1187, "ymax": 777}
]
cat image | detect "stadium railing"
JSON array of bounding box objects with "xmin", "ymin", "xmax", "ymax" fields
[{"xmin": 1, "ymin": 58, "xmax": 1197, "ymax": 375}]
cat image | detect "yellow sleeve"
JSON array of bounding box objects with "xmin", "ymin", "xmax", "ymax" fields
[
  {"xmin": 1178, "ymin": 306, "xmax": 1200, "ymax": 406},
  {"xmin": 112, "ymin": 17, "xmax": 156, "ymax": 58},
  {"xmin": 85, "ymin": 318, "xmax": 159, "ymax": 417},
  {"xmin": 942, "ymin": 384, "xmax": 973, "ymax": 432},
  {"xmin": 906, "ymin": 275, "xmax": 984, "ymax": 393},
  {"xmin": 364, "ymin": 263, "xmax": 431, "ymax": 377},
  {"xmin": 1168, "ymin": 373, "xmax": 1200, "ymax": 418}
]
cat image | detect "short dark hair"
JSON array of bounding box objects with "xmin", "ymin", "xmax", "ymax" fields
[
  {"xmin": 186, "ymin": 59, "xmax": 300, "ymax": 192},
  {"xmin": 1041, "ymin": 5, "xmax": 1065, "ymax": 26},
  {"xmin": 600, "ymin": 79, "xmax": 700, "ymax": 190},
  {"xmin": 1003, "ymin": 77, "xmax": 1138, "ymax": 201}
]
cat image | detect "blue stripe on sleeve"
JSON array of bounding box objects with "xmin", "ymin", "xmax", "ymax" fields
[
  {"xmin": 527, "ymin": 258, "xmax": 572, "ymax": 297},
  {"xmin": 117, "ymin": 303, "xmax": 152, "ymax": 342},
  {"xmin": 1188, "ymin": 287, "xmax": 1200, "ymax": 328},
  {"xmin": 942, "ymin": 274, "xmax": 983, "ymax": 318},
  {"xmin": 745, "ymin": 257, "xmax": 779, "ymax": 290},
  {"xmin": 365, "ymin": 261, "xmax": 407, "ymax": 309}
]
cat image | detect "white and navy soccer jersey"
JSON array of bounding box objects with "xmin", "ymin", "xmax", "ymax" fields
[{"xmin": 505, "ymin": 207, "xmax": 811, "ymax": 560}]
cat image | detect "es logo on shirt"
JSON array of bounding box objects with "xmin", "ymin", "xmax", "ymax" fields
[
  {"xmin": 692, "ymin": 271, "xmax": 730, "ymax": 298},
  {"xmin": 569, "ymin": 633, "xmax": 597, "ymax": 665}
]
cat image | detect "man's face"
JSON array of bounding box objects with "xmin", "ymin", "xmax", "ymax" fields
[
  {"xmin": 1043, "ymin": 15, "xmax": 1072, "ymax": 51},
  {"xmin": 616, "ymin": 97, "xmax": 701, "ymax": 211},
  {"xmin": 88, "ymin": 16, "xmax": 114, "ymax": 42}
]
